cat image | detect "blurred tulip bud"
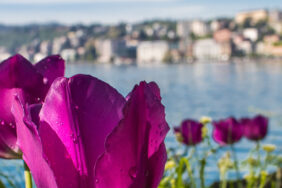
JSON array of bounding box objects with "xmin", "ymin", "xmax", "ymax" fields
[
  {"xmin": 247, "ymin": 157, "xmax": 259, "ymax": 167},
  {"xmin": 201, "ymin": 125, "xmax": 208, "ymax": 139},
  {"xmin": 262, "ymin": 144, "xmax": 276, "ymax": 153},
  {"xmin": 200, "ymin": 116, "xmax": 212, "ymax": 124},
  {"xmin": 165, "ymin": 160, "xmax": 176, "ymax": 171}
]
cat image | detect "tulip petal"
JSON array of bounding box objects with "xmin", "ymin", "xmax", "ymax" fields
[
  {"xmin": 95, "ymin": 81, "xmax": 169, "ymax": 188},
  {"xmin": 39, "ymin": 121, "xmax": 81, "ymax": 188},
  {"xmin": 0, "ymin": 88, "xmax": 22, "ymax": 158},
  {"xmin": 35, "ymin": 55, "xmax": 65, "ymax": 87},
  {"xmin": 0, "ymin": 54, "xmax": 65, "ymax": 160},
  {"xmin": 0, "ymin": 137, "xmax": 20, "ymax": 159},
  {"xmin": 0, "ymin": 54, "xmax": 42, "ymax": 89},
  {"xmin": 39, "ymin": 75, "xmax": 126, "ymax": 187},
  {"xmin": 212, "ymin": 118, "xmax": 243, "ymax": 145},
  {"xmin": 0, "ymin": 88, "xmax": 21, "ymax": 124},
  {"xmin": 146, "ymin": 143, "xmax": 167, "ymax": 188},
  {"xmin": 182, "ymin": 120, "xmax": 203, "ymax": 145},
  {"xmin": 12, "ymin": 98, "xmax": 58, "ymax": 188},
  {"xmin": 241, "ymin": 115, "xmax": 268, "ymax": 141},
  {"xmin": 144, "ymin": 82, "xmax": 169, "ymax": 157}
]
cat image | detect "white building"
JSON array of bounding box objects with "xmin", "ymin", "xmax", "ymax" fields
[
  {"xmin": 177, "ymin": 21, "xmax": 190, "ymax": 38},
  {"xmin": 270, "ymin": 22, "xmax": 282, "ymax": 34},
  {"xmin": 243, "ymin": 28, "xmax": 259, "ymax": 42},
  {"xmin": 235, "ymin": 9, "xmax": 268, "ymax": 24},
  {"xmin": 137, "ymin": 41, "xmax": 169, "ymax": 64},
  {"xmin": 33, "ymin": 53, "xmax": 46, "ymax": 62},
  {"xmin": 95, "ymin": 39, "xmax": 127, "ymax": 63},
  {"xmin": 0, "ymin": 47, "xmax": 10, "ymax": 62},
  {"xmin": 191, "ymin": 20, "xmax": 210, "ymax": 36},
  {"xmin": 256, "ymin": 42, "xmax": 265, "ymax": 55},
  {"xmin": 52, "ymin": 36, "xmax": 67, "ymax": 54},
  {"xmin": 61, "ymin": 49, "xmax": 76, "ymax": 62},
  {"xmin": 210, "ymin": 20, "xmax": 221, "ymax": 32},
  {"xmin": 193, "ymin": 39, "xmax": 229, "ymax": 60},
  {"xmin": 144, "ymin": 27, "xmax": 154, "ymax": 37},
  {"xmin": 40, "ymin": 40, "xmax": 51, "ymax": 55},
  {"xmin": 167, "ymin": 31, "xmax": 176, "ymax": 39},
  {"xmin": 18, "ymin": 46, "xmax": 30, "ymax": 60},
  {"xmin": 269, "ymin": 10, "xmax": 282, "ymax": 23},
  {"xmin": 67, "ymin": 30, "xmax": 84, "ymax": 48},
  {"xmin": 236, "ymin": 40, "xmax": 253, "ymax": 55},
  {"xmin": 0, "ymin": 52, "xmax": 11, "ymax": 62}
]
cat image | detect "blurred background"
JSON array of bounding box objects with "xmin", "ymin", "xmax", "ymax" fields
[
  {"xmin": 1, "ymin": 0, "xmax": 282, "ymax": 187},
  {"xmin": 0, "ymin": 0, "xmax": 281, "ymax": 63}
]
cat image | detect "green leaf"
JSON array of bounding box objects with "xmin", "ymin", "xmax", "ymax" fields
[{"xmin": 0, "ymin": 179, "xmax": 6, "ymax": 188}]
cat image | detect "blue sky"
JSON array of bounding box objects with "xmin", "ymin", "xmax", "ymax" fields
[{"xmin": 0, "ymin": 0, "xmax": 281, "ymax": 25}]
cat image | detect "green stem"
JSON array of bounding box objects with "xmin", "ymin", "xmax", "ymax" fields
[
  {"xmin": 221, "ymin": 170, "xmax": 228, "ymax": 188},
  {"xmin": 24, "ymin": 161, "xmax": 32, "ymax": 188},
  {"xmin": 193, "ymin": 146, "xmax": 206, "ymax": 188},
  {"xmin": 184, "ymin": 158, "xmax": 196, "ymax": 188},
  {"xmin": 259, "ymin": 173, "xmax": 268, "ymax": 188},
  {"xmin": 199, "ymin": 158, "xmax": 206, "ymax": 188},
  {"xmin": 246, "ymin": 169, "xmax": 255, "ymax": 188},
  {"xmin": 276, "ymin": 168, "xmax": 281, "ymax": 188},
  {"xmin": 256, "ymin": 141, "xmax": 261, "ymax": 170},
  {"xmin": 230, "ymin": 144, "xmax": 243, "ymax": 188}
]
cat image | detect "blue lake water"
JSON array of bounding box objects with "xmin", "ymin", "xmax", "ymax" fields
[{"xmin": 2, "ymin": 61, "xmax": 282, "ymax": 186}]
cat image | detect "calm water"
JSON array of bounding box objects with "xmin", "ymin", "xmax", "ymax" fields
[{"xmin": 2, "ymin": 61, "xmax": 282, "ymax": 186}]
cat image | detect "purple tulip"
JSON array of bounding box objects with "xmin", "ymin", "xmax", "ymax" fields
[
  {"xmin": 240, "ymin": 115, "xmax": 268, "ymax": 141},
  {"xmin": 212, "ymin": 117, "xmax": 243, "ymax": 145},
  {"xmin": 12, "ymin": 75, "xmax": 169, "ymax": 188},
  {"xmin": 174, "ymin": 119, "xmax": 203, "ymax": 146},
  {"xmin": 0, "ymin": 54, "xmax": 64, "ymax": 159}
]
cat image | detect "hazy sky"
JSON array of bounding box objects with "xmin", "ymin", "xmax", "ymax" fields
[{"xmin": 0, "ymin": 0, "xmax": 281, "ymax": 25}]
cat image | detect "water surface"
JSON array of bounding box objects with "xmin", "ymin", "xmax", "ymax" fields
[{"xmin": 2, "ymin": 61, "xmax": 282, "ymax": 186}]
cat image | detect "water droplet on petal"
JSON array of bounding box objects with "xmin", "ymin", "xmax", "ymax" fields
[
  {"xmin": 73, "ymin": 138, "xmax": 78, "ymax": 143},
  {"xmin": 43, "ymin": 77, "xmax": 48, "ymax": 84},
  {"xmin": 75, "ymin": 105, "xmax": 79, "ymax": 110},
  {"xmin": 70, "ymin": 133, "xmax": 78, "ymax": 144},
  {"xmin": 9, "ymin": 123, "xmax": 15, "ymax": 128},
  {"xmin": 1, "ymin": 121, "xmax": 5, "ymax": 125},
  {"xmin": 95, "ymin": 179, "xmax": 99, "ymax": 183},
  {"xmin": 129, "ymin": 166, "xmax": 137, "ymax": 179}
]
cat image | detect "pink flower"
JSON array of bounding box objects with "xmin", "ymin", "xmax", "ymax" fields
[
  {"xmin": 212, "ymin": 117, "xmax": 243, "ymax": 145},
  {"xmin": 240, "ymin": 115, "xmax": 268, "ymax": 141},
  {"xmin": 174, "ymin": 119, "xmax": 203, "ymax": 146},
  {"xmin": 12, "ymin": 75, "xmax": 169, "ymax": 188},
  {"xmin": 0, "ymin": 54, "xmax": 64, "ymax": 159}
]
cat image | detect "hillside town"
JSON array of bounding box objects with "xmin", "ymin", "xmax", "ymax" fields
[{"xmin": 0, "ymin": 9, "xmax": 282, "ymax": 64}]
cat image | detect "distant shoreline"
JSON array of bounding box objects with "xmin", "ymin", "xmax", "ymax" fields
[{"xmin": 68, "ymin": 57, "xmax": 282, "ymax": 65}]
